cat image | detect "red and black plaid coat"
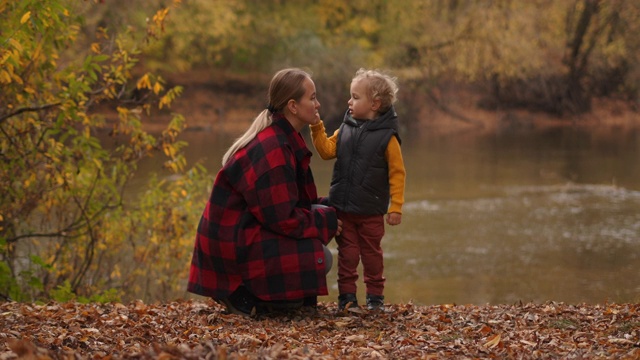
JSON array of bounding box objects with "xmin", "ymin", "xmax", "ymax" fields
[{"xmin": 188, "ymin": 114, "xmax": 338, "ymax": 301}]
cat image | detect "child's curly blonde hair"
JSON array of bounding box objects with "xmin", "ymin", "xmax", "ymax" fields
[{"xmin": 352, "ymin": 68, "xmax": 399, "ymax": 113}]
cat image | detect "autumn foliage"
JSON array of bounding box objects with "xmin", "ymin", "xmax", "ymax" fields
[
  {"xmin": 0, "ymin": 0, "xmax": 208, "ymax": 303},
  {"xmin": 1, "ymin": 300, "xmax": 639, "ymax": 359}
]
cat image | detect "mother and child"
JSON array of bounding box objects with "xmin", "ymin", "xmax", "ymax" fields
[{"xmin": 187, "ymin": 67, "xmax": 406, "ymax": 316}]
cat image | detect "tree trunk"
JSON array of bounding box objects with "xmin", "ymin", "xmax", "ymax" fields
[{"xmin": 563, "ymin": 0, "xmax": 601, "ymax": 114}]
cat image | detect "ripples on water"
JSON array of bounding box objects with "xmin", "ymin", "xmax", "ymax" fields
[{"xmin": 382, "ymin": 183, "xmax": 640, "ymax": 305}]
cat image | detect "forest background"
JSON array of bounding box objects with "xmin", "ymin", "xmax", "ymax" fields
[{"xmin": 1, "ymin": 0, "xmax": 639, "ymax": 304}]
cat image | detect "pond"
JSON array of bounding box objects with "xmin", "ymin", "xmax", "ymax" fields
[{"xmin": 168, "ymin": 124, "xmax": 640, "ymax": 306}]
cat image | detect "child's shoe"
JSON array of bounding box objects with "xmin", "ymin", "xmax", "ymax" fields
[
  {"xmin": 337, "ymin": 293, "xmax": 358, "ymax": 311},
  {"xmin": 366, "ymin": 294, "xmax": 385, "ymax": 311}
]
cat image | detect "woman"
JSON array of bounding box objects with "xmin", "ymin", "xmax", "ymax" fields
[{"xmin": 188, "ymin": 68, "xmax": 341, "ymax": 316}]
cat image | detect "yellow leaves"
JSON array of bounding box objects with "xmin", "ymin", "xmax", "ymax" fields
[
  {"xmin": 164, "ymin": 155, "xmax": 186, "ymax": 173},
  {"xmin": 0, "ymin": 69, "xmax": 11, "ymax": 84},
  {"xmin": 137, "ymin": 73, "xmax": 151, "ymax": 90},
  {"xmin": 23, "ymin": 172, "xmax": 36, "ymax": 188},
  {"xmin": 95, "ymin": 27, "xmax": 109, "ymax": 40},
  {"xmin": 8, "ymin": 38, "xmax": 23, "ymax": 53},
  {"xmin": 116, "ymin": 106, "xmax": 129, "ymax": 117},
  {"xmin": 153, "ymin": 81, "xmax": 163, "ymax": 95},
  {"xmin": 90, "ymin": 42, "xmax": 101, "ymax": 54},
  {"xmin": 158, "ymin": 96, "xmax": 169, "ymax": 109},
  {"xmin": 147, "ymin": 7, "xmax": 171, "ymax": 39},
  {"xmin": 10, "ymin": 71, "xmax": 23, "ymax": 85},
  {"xmin": 162, "ymin": 143, "xmax": 177, "ymax": 158},
  {"xmin": 0, "ymin": 39, "xmax": 27, "ymax": 85},
  {"xmin": 55, "ymin": 174, "xmax": 65, "ymax": 186},
  {"xmin": 152, "ymin": 8, "xmax": 170, "ymax": 29},
  {"xmin": 137, "ymin": 73, "xmax": 165, "ymax": 95},
  {"xmin": 159, "ymin": 86, "xmax": 183, "ymax": 109},
  {"xmin": 0, "ymin": 49, "xmax": 10, "ymax": 65},
  {"xmin": 20, "ymin": 11, "xmax": 31, "ymax": 24}
]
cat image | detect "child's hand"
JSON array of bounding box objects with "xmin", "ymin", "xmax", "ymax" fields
[
  {"xmin": 386, "ymin": 212, "xmax": 401, "ymax": 226},
  {"xmin": 313, "ymin": 114, "xmax": 321, "ymax": 125}
]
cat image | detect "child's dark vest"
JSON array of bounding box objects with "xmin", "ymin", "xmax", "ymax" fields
[{"xmin": 329, "ymin": 107, "xmax": 400, "ymax": 215}]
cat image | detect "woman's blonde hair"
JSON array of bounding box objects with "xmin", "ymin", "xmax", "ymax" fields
[
  {"xmin": 352, "ymin": 68, "xmax": 399, "ymax": 113},
  {"xmin": 222, "ymin": 68, "xmax": 312, "ymax": 165}
]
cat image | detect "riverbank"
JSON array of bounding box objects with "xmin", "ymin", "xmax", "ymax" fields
[
  {"xmin": 1, "ymin": 300, "xmax": 638, "ymax": 359},
  {"xmin": 156, "ymin": 70, "xmax": 640, "ymax": 137},
  {"xmin": 416, "ymin": 92, "xmax": 640, "ymax": 136}
]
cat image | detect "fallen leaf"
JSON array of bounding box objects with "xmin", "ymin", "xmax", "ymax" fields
[{"xmin": 484, "ymin": 333, "xmax": 501, "ymax": 348}]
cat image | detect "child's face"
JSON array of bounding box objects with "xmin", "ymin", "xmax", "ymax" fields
[{"xmin": 348, "ymin": 79, "xmax": 378, "ymax": 120}]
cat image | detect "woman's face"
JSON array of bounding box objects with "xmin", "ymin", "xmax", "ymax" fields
[
  {"xmin": 288, "ymin": 77, "xmax": 321, "ymax": 131},
  {"xmin": 348, "ymin": 79, "xmax": 377, "ymax": 120}
]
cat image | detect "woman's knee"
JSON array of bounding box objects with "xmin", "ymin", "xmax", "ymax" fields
[{"xmin": 323, "ymin": 245, "xmax": 333, "ymax": 274}]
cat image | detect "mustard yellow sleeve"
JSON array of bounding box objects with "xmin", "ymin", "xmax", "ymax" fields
[
  {"xmin": 310, "ymin": 121, "xmax": 339, "ymax": 160},
  {"xmin": 385, "ymin": 135, "xmax": 406, "ymax": 214}
]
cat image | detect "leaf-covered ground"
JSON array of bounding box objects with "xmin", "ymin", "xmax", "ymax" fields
[{"xmin": 1, "ymin": 300, "xmax": 639, "ymax": 359}]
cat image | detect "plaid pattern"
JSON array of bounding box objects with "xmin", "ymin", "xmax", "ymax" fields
[{"xmin": 188, "ymin": 114, "xmax": 338, "ymax": 301}]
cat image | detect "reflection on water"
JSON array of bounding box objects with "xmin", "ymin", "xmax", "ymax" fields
[{"xmin": 163, "ymin": 126, "xmax": 640, "ymax": 305}]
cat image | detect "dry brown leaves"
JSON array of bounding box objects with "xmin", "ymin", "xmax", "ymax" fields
[{"xmin": 1, "ymin": 300, "xmax": 639, "ymax": 359}]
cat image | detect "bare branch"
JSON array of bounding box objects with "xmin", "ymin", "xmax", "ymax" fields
[
  {"xmin": 7, "ymin": 231, "xmax": 76, "ymax": 244},
  {"xmin": 0, "ymin": 102, "xmax": 62, "ymax": 125}
]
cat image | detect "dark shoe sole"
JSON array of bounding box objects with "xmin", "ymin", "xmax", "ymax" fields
[
  {"xmin": 216, "ymin": 298, "xmax": 255, "ymax": 317},
  {"xmin": 366, "ymin": 294, "xmax": 385, "ymax": 311},
  {"xmin": 337, "ymin": 293, "xmax": 359, "ymax": 311}
]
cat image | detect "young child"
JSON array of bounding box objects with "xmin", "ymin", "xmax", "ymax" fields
[{"xmin": 310, "ymin": 68, "xmax": 406, "ymax": 311}]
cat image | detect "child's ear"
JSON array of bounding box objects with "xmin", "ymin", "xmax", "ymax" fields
[{"xmin": 371, "ymin": 98, "xmax": 381, "ymax": 112}]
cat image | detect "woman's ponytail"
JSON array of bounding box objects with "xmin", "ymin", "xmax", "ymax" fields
[{"xmin": 222, "ymin": 109, "xmax": 271, "ymax": 166}]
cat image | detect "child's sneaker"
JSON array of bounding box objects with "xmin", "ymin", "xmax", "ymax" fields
[
  {"xmin": 337, "ymin": 293, "xmax": 358, "ymax": 311},
  {"xmin": 366, "ymin": 294, "xmax": 385, "ymax": 311}
]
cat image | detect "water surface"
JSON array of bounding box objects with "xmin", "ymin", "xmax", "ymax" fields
[{"xmin": 175, "ymin": 126, "xmax": 640, "ymax": 305}]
